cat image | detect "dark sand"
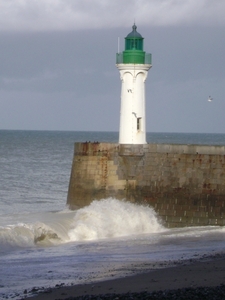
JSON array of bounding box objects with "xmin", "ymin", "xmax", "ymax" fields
[{"xmin": 22, "ymin": 255, "xmax": 225, "ymax": 300}]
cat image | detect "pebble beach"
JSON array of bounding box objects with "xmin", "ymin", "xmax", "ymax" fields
[{"xmin": 21, "ymin": 254, "xmax": 225, "ymax": 300}]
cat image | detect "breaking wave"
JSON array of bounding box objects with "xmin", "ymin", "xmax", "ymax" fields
[
  {"xmin": 0, "ymin": 222, "xmax": 63, "ymax": 251},
  {"xmin": 68, "ymin": 198, "xmax": 164, "ymax": 241},
  {"xmin": 0, "ymin": 198, "xmax": 164, "ymax": 252}
]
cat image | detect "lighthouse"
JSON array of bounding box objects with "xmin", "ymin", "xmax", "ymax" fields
[{"xmin": 116, "ymin": 24, "xmax": 152, "ymax": 144}]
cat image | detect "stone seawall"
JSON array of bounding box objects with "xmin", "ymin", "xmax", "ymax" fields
[{"xmin": 67, "ymin": 142, "xmax": 225, "ymax": 227}]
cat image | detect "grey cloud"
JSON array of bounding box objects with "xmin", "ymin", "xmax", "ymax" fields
[
  {"xmin": 0, "ymin": 24, "xmax": 224, "ymax": 133},
  {"xmin": 1, "ymin": 25, "xmax": 223, "ymax": 91},
  {"xmin": 0, "ymin": 0, "xmax": 225, "ymax": 32}
]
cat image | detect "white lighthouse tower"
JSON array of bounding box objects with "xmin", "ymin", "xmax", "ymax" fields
[{"xmin": 116, "ymin": 24, "xmax": 152, "ymax": 144}]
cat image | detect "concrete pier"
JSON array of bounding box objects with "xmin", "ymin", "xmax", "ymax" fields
[{"xmin": 67, "ymin": 142, "xmax": 225, "ymax": 227}]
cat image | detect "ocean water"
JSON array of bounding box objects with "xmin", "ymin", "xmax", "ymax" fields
[{"xmin": 1, "ymin": 130, "xmax": 225, "ymax": 299}]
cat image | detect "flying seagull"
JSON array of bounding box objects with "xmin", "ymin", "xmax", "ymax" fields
[{"xmin": 208, "ymin": 96, "xmax": 213, "ymax": 102}]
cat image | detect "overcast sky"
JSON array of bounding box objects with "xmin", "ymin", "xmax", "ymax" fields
[{"xmin": 0, "ymin": 0, "xmax": 224, "ymax": 133}]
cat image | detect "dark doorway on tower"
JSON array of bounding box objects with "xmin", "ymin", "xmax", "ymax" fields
[{"xmin": 137, "ymin": 117, "xmax": 142, "ymax": 131}]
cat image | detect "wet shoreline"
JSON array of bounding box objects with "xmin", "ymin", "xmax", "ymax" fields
[{"xmin": 19, "ymin": 253, "xmax": 225, "ymax": 300}]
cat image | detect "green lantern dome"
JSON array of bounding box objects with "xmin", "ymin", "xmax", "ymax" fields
[
  {"xmin": 124, "ymin": 24, "xmax": 143, "ymax": 51},
  {"xmin": 116, "ymin": 24, "xmax": 152, "ymax": 65},
  {"xmin": 126, "ymin": 24, "xmax": 143, "ymax": 39},
  {"xmin": 123, "ymin": 24, "xmax": 145, "ymax": 64}
]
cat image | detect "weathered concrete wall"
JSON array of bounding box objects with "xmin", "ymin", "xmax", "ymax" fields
[{"xmin": 67, "ymin": 142, "xmax": 225, "ymax": 227}]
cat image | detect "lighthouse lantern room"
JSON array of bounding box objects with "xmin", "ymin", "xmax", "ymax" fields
[{"xmin": 116, "ymin": 24, "xmax": 152, "ymax": 144}]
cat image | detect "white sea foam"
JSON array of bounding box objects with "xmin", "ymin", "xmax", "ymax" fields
[
  {"xmin": 3, "ymin": 197, "xmax": 225, "ymax": 254},
  {"xmin": 0, "ymin": 198, "xmax": 164, "ymax": 251},
  {"xmin": 68, "ymin": 198, "xmax": 164, "ymax": 241}
]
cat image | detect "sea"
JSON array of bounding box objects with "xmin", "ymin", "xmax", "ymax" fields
[{"xmin": 1, "ymin": 130, "xmax": 225, "ymax": 299}]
